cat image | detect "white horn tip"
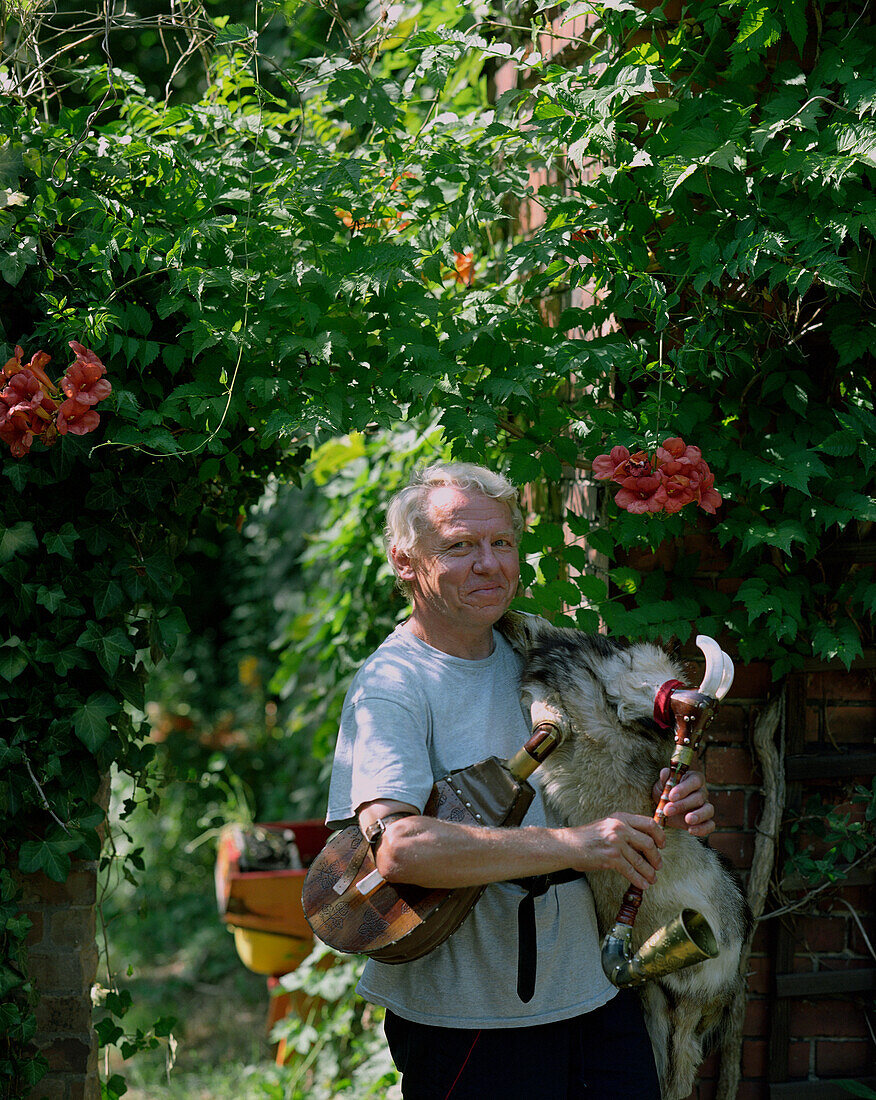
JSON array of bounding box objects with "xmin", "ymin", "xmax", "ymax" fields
[
  {"xmin": 695, "ymin": 635, "xmax": 724, "ymax": 698},
  {"xmin": 716, "ymin": 652, "xmax": 735, "ymax": 700}
]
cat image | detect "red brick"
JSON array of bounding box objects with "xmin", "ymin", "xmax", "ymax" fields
[
  {"xmin": 705, "ymin": 746, "xmax": 756, "ymax": 785},
  {"xmin": 788, "ymin": 1039, "xmax": 811, "ymax": 1076},
  {"xmin": 26, "ymin": 1074, "xmax": 67, "ymax": 1100},
  {"xmin": 17, "ymin": 867, "xmax": 97, "ymax": 908},
  {"xmin": 736, "ymin": 1080, "xmax": 769, "ymax": 1099},
  {"xmin": 749, "ymin": 922, "xmax": 770, "ymax": 952},
  {"xmin": 746, "ymin": 956, "xmax": 771, "ymax": 995},
  {"xmin": 27, "ymin": 951, "xmax": 86, "ymax": 995},
  {"xmin": 35, "ymin": 995, "xmax": 94, "ymax": 1034},
  {"xmin": 791, "ymin": 999, "xmax": 870, "ymax": 1038},
  {"xmin": 24, "ymin": 910, "xmax": 44, "ymax": 947},
  {"xmin": 814, "ymin": 668, "xmax": 876, "ymax": 702},
  {"xmin": 712, "ymin": 789, "xmax": 745, "ymax": 828},
  {"xmin": 728, "ymin": 663, "xmax": 771, "ymax": 699},
  {"xmin": 825, "ymin": 705, "xmax": 876, "ymax": 740},
  {"xmin": 704, "ymin": 703, "xmax": 747, "ymax": 743},
  {"xmin": 842, "ymin": 884, "xmax": 876, "ymax": 912},
  {"xmin": 37, "ymin": 1036, "xmax": 92, "ymax": 1074},
  {"xmin": 796, "ymin": 916, "xmax": 847, "ymax": 953},
  {"xmin": 742, "ymin": 1038, "xmax": 768, "ymax": 1077},
  {"xmin": 65, "ymin": 1075, "xmax": 101, "ymax": 1100},
  {"xmin": 816, "ymin": 1038, "xmax": 872, "ymax": 1076},
  {"xmin": 805, "ymin": 705, "xmax": 822, "ymax": 740},
  {"xmin": 710, "ymin": 830, "xmax": 755, "ymax": 868},
  {"xmin": 744, "ymin": 998, "xmax": 769, "ymax": 1035},
  {"xmin": 850, "ymin": 918, "xmax": 876, "ymax": 955},
  {"xmin": 746, "ymin": 792, "xmax": 766, "ymax": 831},
  {"xmin": 49, "ymin": 907, "xmax": 95, "ymax": 949}
]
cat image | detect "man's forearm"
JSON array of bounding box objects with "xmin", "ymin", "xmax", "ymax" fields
[{"xmin": 375, "ymin": 813, "xmax": 665, "ymax": 891}]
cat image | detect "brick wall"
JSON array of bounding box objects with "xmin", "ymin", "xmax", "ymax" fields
[
  {"xmin": 687, "ymin": 661, "xmax": 876, "ymax": 1099},
  {"xmin": 20, "ymin": 863, "xmax": 100, "ymax": 1100}
]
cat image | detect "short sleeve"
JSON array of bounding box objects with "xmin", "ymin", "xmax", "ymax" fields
[{"xmin": 325, "ymin": 689, "xmax": 435, "ymax": 830}]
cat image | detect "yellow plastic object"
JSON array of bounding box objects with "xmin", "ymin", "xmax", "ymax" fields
[{"xmin": 231, "ymin": 927, "xmax": 312, "ymax": 977}]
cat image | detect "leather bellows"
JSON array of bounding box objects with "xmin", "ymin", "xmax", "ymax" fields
[{"xmin": 301, "ymin": 756, "xmax": 535, "ymax": 963}]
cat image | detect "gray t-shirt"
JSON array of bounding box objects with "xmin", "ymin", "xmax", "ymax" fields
[{"xmin": 326, "ymin": 623, "xmax": 616, "ymax": 1028}]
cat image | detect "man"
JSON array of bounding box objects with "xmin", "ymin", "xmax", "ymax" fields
[{"xmin": 326, "ymin": 462, "xmax": 715, "ymax": 1099}]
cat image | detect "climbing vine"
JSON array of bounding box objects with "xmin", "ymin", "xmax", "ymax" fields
[{"xmin": 1, "ymin": 0, "xmax": 874, "ymax": 1093}]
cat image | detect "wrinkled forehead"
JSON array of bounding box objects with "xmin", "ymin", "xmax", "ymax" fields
[{"xmin": 422, "ymin": 486, "xmax": 516, "ymax": 538}]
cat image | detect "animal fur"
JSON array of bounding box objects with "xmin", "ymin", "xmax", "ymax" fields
[{"xmin": 498, "ymin": 611, "xmax": 753, "ymax": 1100}]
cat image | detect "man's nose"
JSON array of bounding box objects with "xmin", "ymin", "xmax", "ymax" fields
[{"xmin": 473, "ymin": 543, "xmax": 498, "ymax": 572}]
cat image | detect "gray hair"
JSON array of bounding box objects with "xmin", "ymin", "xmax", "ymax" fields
[{"xmin": 386, "ymin": 463, "xmax": 523, "ymax": 592}]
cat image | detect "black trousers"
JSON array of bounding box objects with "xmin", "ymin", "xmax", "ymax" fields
[{"xmin": 383, "ymin": 989, "xmax": 660, "ymax": 1100}]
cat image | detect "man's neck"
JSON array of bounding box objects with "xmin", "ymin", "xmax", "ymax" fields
[{"xmin": 405, "ymin": 611, "xmax": 495, "ymax": 661}]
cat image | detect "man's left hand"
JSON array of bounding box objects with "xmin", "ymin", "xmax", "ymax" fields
[{"xmin": 652, "ymin": 769, "xmax": 715, "ymax": 837}]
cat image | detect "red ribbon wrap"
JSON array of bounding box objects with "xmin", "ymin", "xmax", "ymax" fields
[{"xmin": 653, "ymin": 679, "xmax": 686, "ymax": 729}]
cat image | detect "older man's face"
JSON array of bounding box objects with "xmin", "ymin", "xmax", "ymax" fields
[{"xmin": 405, "ymin": 487, "xmax": 520, "ymax": 633}]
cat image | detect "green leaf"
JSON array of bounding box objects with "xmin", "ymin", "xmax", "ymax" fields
[
  {"xmin": 77, "ymin": 623, "xmax": 135, "ymax": 677},
  {"xmin": 19, "ymin": 837, "xmax": 80, "ymax": 883},
  {"xmin": 44, "ymin": 523, "xmax": 80, "ymax": 559},
  {"xmin": 574, "ymin": 575, "xmax": 608, "ymax": 602},
  {"xmin": 0, "ymin": 234, "xmax": 38, "ymax": 285},
  {"xmin": 0, "ymin": 636, "xmax": 27, "ymax": 682},
  {"xmin": 94, "ymin": 580, "xmax": 125, "ymax": 618},
  {"xmin": 215, "ymin": 22, "xmax": 253, "ymax": 45},
  {"xmin": 72, "ymin": 693, "xmax": 120, "ymax": 752},
  {"xmin": 812, "ymin": 619, "xmax": 863, "ymax": 668},
  {"xmin": 0, "ymin": 521, "xmax": 37, "ymax": 563}
]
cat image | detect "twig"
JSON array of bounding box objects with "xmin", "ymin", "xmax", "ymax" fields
[
  {"xmin": 759, "ymin": 847, "xmax": 876, "ymax": 922},
  {"xmin": 22, "ymin": 752, "xmax": 71, "ymax": 834},
  {"xmin": 836, "ymin": 897, "xmax": 876, "ymax": 961}
]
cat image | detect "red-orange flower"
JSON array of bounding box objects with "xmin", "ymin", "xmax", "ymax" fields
[
  {"xmin": 452, "ymin": 251, "xmax": 474, "ymax": 286},
  {"xmin": 694, "ymin": 468, "xmax": 722, "ymax": 514},
  {"xmin": 615, "ymin": 472, "xmax": 664, "ymax": 514},
  {"xmin": 591, "ymin": 444, "xmax": 632, "ymax": 482},
  {"xmin": 2, "ymin": 346, "xmax": 55, "ymax": 393},
  {"xmin": 0, "ymin": 371, "xmax": 58, "ymax": 456},
  {"xmin": 62, "ymin": 343, "xmax": 111, "ymax": 406},
  {"xmin": 592, "ymin": 436, "xmax": 722, "ymax": 516},
  {"xmin": 0, "ymin": 341, "xmax": 111, "ymax": 454},
  {"xmin": 653, "ymin": 472, "xmax": 697, "ymax": 514},
  {"xmin": 57, "ymin": 397, "xmax": 101, "ymax": 436}
]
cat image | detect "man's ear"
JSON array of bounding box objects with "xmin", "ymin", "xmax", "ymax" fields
[{"xmin": 391, "ymin": 545, "xmax": 417, "ymax": 582}]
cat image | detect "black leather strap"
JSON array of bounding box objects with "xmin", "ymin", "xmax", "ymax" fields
[{"xmin": 511, "ymin": 870, "xmax": 587, "ymax": 1003}]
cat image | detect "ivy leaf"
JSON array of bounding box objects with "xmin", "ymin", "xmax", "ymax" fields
[
  {"xmin": 94, "ymin": 579, "xmax": 125, "ymax": 619},
  {"xmin": 0, "ymin": 637, "xmax": 27, "ymax": 682},
  {"xmin": 35, "ymin": 586, "xmax": 65, "ymax": 614},
  {"xmin": 0, "ymin": 522, "xmax": 38, "ymax": 563},
  {"xmin": 72, "ymin": 692, "xmax": 120, "ymax": 752},
  {"xmin": 0, "ymin": 741, "xmax": 22, "ymax": 769},
  {"xmin": 43, "ymin": 524, "xmax": 80, "ymax": 559},
  {"xmin": 19, "ymin": 836, "xmax": 81, "ymax": 883},
  {"xmin": 77, "ymin": 623, "xmax": 135, "ymax": 677}
]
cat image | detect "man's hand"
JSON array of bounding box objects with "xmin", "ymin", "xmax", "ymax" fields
[
  {"xmin": 567, "ymin": 814, "xmax": 665, "ymax": 891},
  {"xmin": 653, "ymin": 768, "xmax": 715, "ymax": 837}
]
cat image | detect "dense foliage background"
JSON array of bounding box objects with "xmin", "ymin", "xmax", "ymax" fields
[{"xmin": 1, "ymin": 0, "xmax": 874, "ymax": 1094}]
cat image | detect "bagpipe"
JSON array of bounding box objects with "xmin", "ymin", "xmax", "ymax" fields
[{"xmin": 302, "ymin": 635, "xmax": 734, "ymax": 991}]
